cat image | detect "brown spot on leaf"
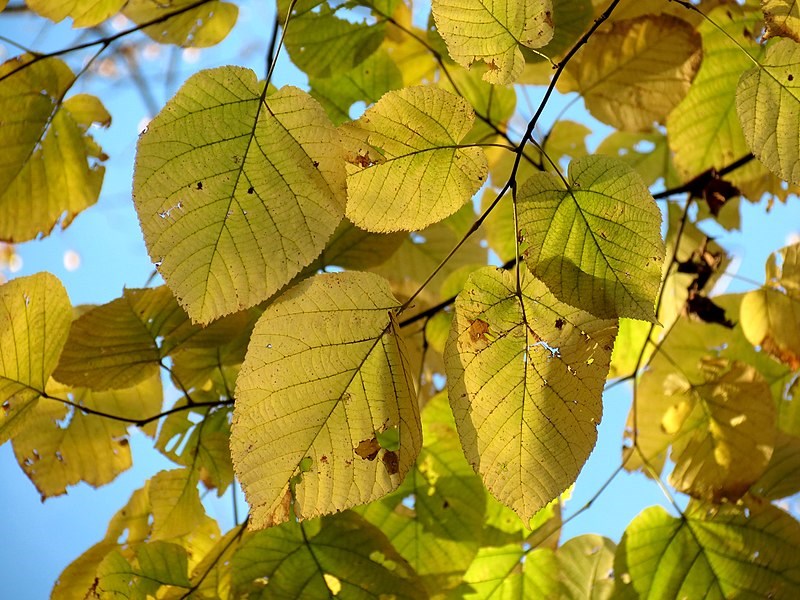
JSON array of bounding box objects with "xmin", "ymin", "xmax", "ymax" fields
[
  {"xmin": 355, "ymin": 437, "xmax": 380, "ymax": 460},
  {"xmin": 382, "ymin": 450, "xmax": 399, "ymax": 475},
  {"xmin": 469, "ymin": 319, "xmax": 490, "ymax": 344},
  {"xmin": 313, "ymin": 160, "xmax": 320, "ymax": 167},
  {"xmin": 320, "ymin": 455, "xmax": 328, "ymax": 464},
  {"xmin": 761, "ymin": 336, "xmax": 800, "ymax": 370},
  {"xmin": 789, "ymin": 74, "xmax": 794, "ymax": 82},
  {"xmin": 554, "ymin": 318, "xmax": 565, "ymax": 330},
  {"xmin": 247, "ymin": 186, "xmax": 255, "ymax": 195}
]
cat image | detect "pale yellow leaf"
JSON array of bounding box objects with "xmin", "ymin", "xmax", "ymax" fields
[
  {"xmin": 445, "ymin": 267, "xmax": 617, "ymax": 521},
  {"xmin": 343, "ymin": 86, "xmax": 487, "ymax": 232},
  {"xmin": 432, "ymin": 0, "xmax": 554, "ymax": 85},
  {"xmin": 231, "ymin": 271, "xmax": 422, "ymax": 528},
  {"xmin": 123, "ymin": 0, "xmax": 238, "ymax": 47},
  {"xmin": 134, "ymin": 68, "xmax": 346, "ymax": 324},
  {"xmin": 27, "ymin": 0, "xmax": 125, "ymax": 27},
  {"xmin": 149, "ymin": 468, "xmax": 206, "ymax": 540}
]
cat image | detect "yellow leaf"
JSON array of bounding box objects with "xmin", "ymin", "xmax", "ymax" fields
[
  {"xmin": 567, "ymin": 15, "xmax": 701, "ymax": 131},
  {"xmin": 431, "ymin": 0, "xmax": 554, "ymax": 85},
  {"xmin": 557, "ymin": 534, "xmax": 616, "ymax": 600},
  {"xmin": 737, "ymin": 38, "xmax": 800, "ymax": 185},
  {"xmin": 231, "ymin": 271, "xmax": 421, "ymax": 528},
  {"xmin": 0, "ymin": 56, "xmax": 109, "ymax": 242},
  {"xmin": 445, "ymin": 267, "xmax": 617, "ymax": 521},
  {"xmin": 134, "ymin": 68, "xmax": 346, "ymax": 324},
  {"xmin": 123, "ymin": 0, "xmax": 238, "ymax": 47},
  {"xmin": 763, "ymin": 0, "xmax": 800, "ymax": 42},
  {"xmin": 0, "ymin": 273, "xmax": 71, "ymax": 443},
  {"xmin": 343, "ymin": 86, "xmax": 488, "ymax": 232},
  {"xmin": 26, "ymin": 0, "xmax": 125, "ymax": 27},
  {"xmin": 149, "ymin": 468, "xmax": 206, "ymax": 540}
]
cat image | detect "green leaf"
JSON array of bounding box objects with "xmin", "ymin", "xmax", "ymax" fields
[
  {"xmin": 26, "ymin": 0, "xmax": 125, "ymax": 27},
  {"xmin": 751, "ymin": 431, "xmax": 800, "ymax": 500},
  {"xmin": 596, "ymin": 130, "xmax": 680, "ymax": 188},
  {"xmin": 285, "ymin": 3, "xmax": 385, "ymax": 78},
  {"xmin": 231, "ymin": 271, "xmax": 421, "ymax": 528},
  {"xmin": 0, "ymin": 56, "xmax": 110, "ymax": 242},
  {"xmin": 667, "ymin": 5, "xmax": 766, "ymax": 183},
  {"xmin": 133, "ymin": 68, "xmax": 346, "ymax": 324},
  {"xmin": 615, "ymin": 502, "xmax": 800, "ymax": 598},
  {"xmin": 737, "ymin": 38, "xmax": 800, "ymax": 185},
  {"xmin": 11, "ymin": 376, "xmax": 162, "ymax": 498},
  {"xmin": 567, "ymin": 15, "xmax": 701, "ymax": 132},
  {"xmin": 518, "ymin": 155, "xmax": 665, "ymax": 322},
  {"xmin": 308, "ymin": 218, "xmax": 406, "ymax": 272},
  {"xmin": 431, "ymin": 0, "xmax": 554, "ymax": 85},
  {"xmin": 358, "ymin": 392, "xmax": 486, "ymax": 594},
  {"xmin": 343, "ymin": 86, "xmax": 488, "ymax": 232},
  {"xmin": 0, "ymin": 273, "xmax": 71, "ymax": 443},
  {"xmin": 454, "ymin": 545, "xmax": 561, "ymax": 599},
  {"xmin": 309, "ymin": 49, "xmax": 404, "ymax": 125},
  {"xmin": 233, "ymin": 512, "xmax": 424, "ymax": 598},
  {"xmin": 763, "ymin": 0, "xmax": 800, "ymax": 42},
  {"xmin": 444, "ymin": 267, "xmax": 617, "ymax": 521},
  {"xmin": 123, "ymin": 0, "xmax": 238, "ymax": 47},
  {"xmin": 96, "ymin": 542, "xmax": 190, "ymax": 599},
  {"xmin": 557, "ymin": 534, "xmax": 616, "ymax": 599}
]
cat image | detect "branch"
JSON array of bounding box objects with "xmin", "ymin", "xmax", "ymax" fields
[{"xmin": 652, "ymin": 154, "xmax": 755, "ymax": 200}]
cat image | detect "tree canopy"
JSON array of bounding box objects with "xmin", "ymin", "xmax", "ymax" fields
[{"xmin": 2, "ymin": 0, "xmax": 800, "ymax": 597}]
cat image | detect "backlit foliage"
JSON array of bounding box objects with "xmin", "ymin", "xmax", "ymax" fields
[{"xmin": 2, "ymin": 0, "xmax": 800, "ymax": 596}]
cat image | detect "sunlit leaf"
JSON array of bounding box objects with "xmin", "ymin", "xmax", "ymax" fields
[
  {"xmin": 518, "ymin": 155, "xmax": 665, "ymax": 322},
  {"xmin": 134, "ymin": 68, "xmax": 346, "ymax": 324},
  {"xmin": 737, "ymin": 38, "xmax": 800, "ymax": 185},
  {"xmin": 454, "ymin": 545, "xmax": 561, "ymax": 598},
  {"xmin": 123, "ymin": 0, "xmax": 238, "ymax": 47},
  {"xmin": 751, "ymin": 431, "xmax": 800, "ymax": 500},
  {"xmin": 615, "ymin": 502, "xmax": 800, "ymax": 598},
  {"xmin": 308, "ymin": 218, "xmax": 406, "ymax": 272},
  {"xmin": 358, "ymin": 392, "xmax": 486, "ymax": 594},
  {"xmin": 445, "ymin": 267, "xmax": 617, "ymax": 521},
  {"xmin": 763, "ymin": 0, "xmax": 800, "ymax": 42},
  {"xmin": 26, "ymin": 0, "xmax": 125, "ymax": 27},
  {"xmin": 233, "ymin": 512, "xmax": 424, "ymax": 598},
  {"xmin": 95, "ymin": 541, "xmax": 190, "ymax": 599},
  {"xmin": 343, "ymin": 86, "xmax": 488, "ymax": 232},
  {"xmin": 285, "ymin": 3, "xmax": 385, "ymax": 78},
  {"xmin": 596, "ymin": 130, "xmax": 680, "ymax": 188},
  {"xmin": 557, "ymin": 534, "xmax": 616, "ymax": 600},
  {"xmin": 149, "ymin": 468, "xmax": 205, "ymax": 540},
  {"xmin": 11, "ymin": 375, "xmax": 162, "ymax": 498},
  {"xmin": 567, "ymin": 15, "xmax": 701, "ymax": 131},
  {"xmin": 51, "ymin": 542, "xmax": 117, "ymax": 600},
  {"xmin": 231, "ymin": 271, "xmax": 421, "ymax": 528},
  {"xmin": 0, "ymin": 273, "xmax": 71, "ymax": 443},
  {"xmin": 523, "ymin": 0, "xmax": 593, "ymax": 65},
  {"xmin": 431, "ymin": 0, "xmax": 554, "ymax": 85},
  {"xmin": 668, "ymin": 5, "xmax": 766, "ymax": 184},
  {"xmin": 0, "ymin": 56, "xmax": 109, "ymax": 242},
  {"xmin": 310, "ymin": 49, "xmax": 404, "ymax": 125}
]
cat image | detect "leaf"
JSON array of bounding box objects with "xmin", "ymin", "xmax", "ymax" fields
[
  {"xmin": 51, "ymin": 542, "xmax": 118, "ymax": 600},
  {"xmin": 665, "ymin": 359, "xmax": 776, "ymax": 502},
  {"xmin": 444, "ymin": 267, "xmax": 617, "ymax": 522},
  {"xmin": 737, "ymin": 38, "xmax": 800, "ymax": 185},
  {"xmin": 751, "ymin": 431, "xmax": 800, "ymax": 500},
  {"xmin": 567, "ymin": 15, "xmax": 701, "ymax": 131},
  {"xmin": 285, "ymin": 3, "xmax": 385, "ymax": 78},
  {"xmin": 358, "ymin": 392, "xmax": 486, "ymax": 594},
  {"xmin": 667, "ymin": 5, "xmax": 766, "ymax": 184},
  {"xmin": 233, "ymin": 512, "xmax": 424, "ymax": 598},
  {"xmin": 231, "ymin": 271, "xmax": 421, "ymax": 528},
  {"xmin": 133, "ymin": 68, "xmax": 346, "ymax": 324},
  {"xmin": 308, "ymin": 218, "xmax": 406, "ymax": 272},
  {"xmin": 0, "ymin": 56, "xmax": 110, "ymax": 242},
  {"xmin": 557, "ymin": 534, "xmax": 616, "ymax": 600},
  {"xmin": 454, "ymin": 545, "xmax": 561, "ymax": 598},
  {"xmin": 343, "ymin": 86, "xmax": 488, "ymax": 232},
  {"xmin": 95, "ymin": 542, "xmax": 190, "ymax": 599},
  {"xmin": 431, "ymin": 0, "xmax": 554, "ymax": 85},
  {"xmin": 54, "ymin": 286, "xmax": 192, "ymax": 390},
  {"xmin": 615, "ymin": 502, "xmax": 800, "ymax": 598},
  {"xmin": 149, "ymin": 468, "xmax": 206, "ymax": 540},
  {"xmin": 740, "ymin": 243, "xmax": 800, "ymax": 369},
  {"xmin": 11, "ymin": 376, "xmax": 162, "ymax": 498},
  {"xmin": 0, "ymin": 273, "xmax": 71, "ymax": 443},
  {"xmin": 596, "ymin": 130, "xmax": 680, "ymax": 188},
  {"xmin": 518, "ymin": 155, "xmax": 665, "ymax": 322},
  {"xmin": 309, "ymin": 49, "xmax": 404, "ymax": 125},
  {"xmin": 123, "ymin": 0, "xmax": 238, "ymax": 47},
  {"xmin": 26, "ymin": 0, "xmax": 125, "ymax": 27},
  {"xmin": 763, "ymin": 0, "xmax": 800, "ymax": 42}
]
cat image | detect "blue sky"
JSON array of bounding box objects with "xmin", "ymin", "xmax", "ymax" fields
[{"xmin": 1, "ymin": 2, "xmax": 800, "ymax": 597}]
